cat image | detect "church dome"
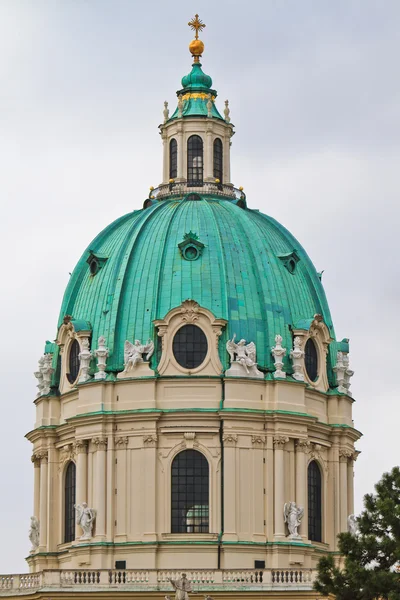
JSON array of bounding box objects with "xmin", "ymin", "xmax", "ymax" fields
[{"xmin": 58, "ymin": 194, "xmax": 338, "ymax": 379}]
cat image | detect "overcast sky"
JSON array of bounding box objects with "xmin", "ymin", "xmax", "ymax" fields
[{"xmin": 0, "ymin": 0, "xmax": 399, "ymax": 573}]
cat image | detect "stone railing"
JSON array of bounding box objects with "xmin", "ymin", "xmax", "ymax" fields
[
  {"xmin": 147, "ymin": 181, "xmax": 247, "ymax": 202},
  {"xmin": 0, "ymin": 568, "xmax": 316, "ymax": 595}
]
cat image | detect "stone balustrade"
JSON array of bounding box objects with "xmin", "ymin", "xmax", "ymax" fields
[{"xmin": 0, "ymin": 568, "xmax": 316, "ymax": 595}]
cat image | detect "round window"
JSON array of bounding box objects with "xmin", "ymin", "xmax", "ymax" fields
[
  {"xmin": 304, "ymin": 338, "xmax": 318, "ymax": 382},
  {"xmin": 90, "ymin": 259, "xmax": 99, "ymax": 275},
  {"xmin": 173, "ymin": 324, "xmax": 208, "ymax": 369},
  {"xmin": 183, "ymin": 245, "xmax": 199, "ymax": 261},
  {"xmin": 67, "ymin": 339, "xmax": 81, "ymax": 384}
]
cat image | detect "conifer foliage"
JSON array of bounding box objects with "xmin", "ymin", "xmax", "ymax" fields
[{"xmin": 314, "ymin": 466, "xmax": 400, "ymax": 600}]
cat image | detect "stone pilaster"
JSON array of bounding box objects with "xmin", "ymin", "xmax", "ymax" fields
[
  {"xmin": 295, "ymin": 440, "xmax": 310, "ymax": 539},
  {"xmin": 92, "ymin": 437, "xmax": 107, "ymax": 540},
  {"xmin": 222, "ymin": 433, "xmax": 238, "ymax": 542},
  {"xmin": 31, "ymin": 454, "xmax": 41, "ymax": 522},
  {"xmin": 38, "ymin": 451, "xmax": 48, "ymax": 550},
  {"xmin": 74, "ymin": 441, "xmax": 88, "ymax": 506},
  {"xmin": 115, "ymin": 437, "xmax": 129, "ymax": 538},
  {"xmin": 339, "ymin": 449, "xmax": 353, "ymax": 533},
  {"xmin": 273, "ymin": 436, "xmax": 289, "ymax": 539},
  {"xmin": 142, "ymin": 435, "xmax": 157, "ymax": 542}
]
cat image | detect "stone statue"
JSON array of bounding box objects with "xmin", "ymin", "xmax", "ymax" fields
[
  {"xmin": 124, "ymin": 339, "xmax": 154, "ymax": 370},
  {"xmin": 78, "ymin": 337, "xmax": 92, "ymax": 383},
  {"xmin": 75, "ymin": 502, "xmax": 96, "ymax": 540},
  {"xmin": 284, "ymin": 502, "xmax": 304, "ymax": 539},
  {"xmin": 226, "ymin": 334, "xmax": 263, "ymax": 379},
  {"xmin": 36, "ymin": 353, "xmax": 54, "ymax": 395},
  {"xmin": 94, "ymin": 336, "xmax": 109, "ymax": 380},
  {"xmin": 29, "ymin": 516, "xmax": 40, "ymax": 551},
  {"xmin": 224, "ymin": 99, "xmax": 230, "ymax": 123},
  {"xmin": 34, "ymin": 356, "xmax": 45, "ymax": 397},
  {"xmin": 334, "ymin": 351, "xmax": 354, "ymax": 396},
  {"xmin": 348, "ymin": 514, "xmax": 359, "ymax": 535},
  {"xmin": 290, "ymin": 336, "xmax": 305, "ymax": 381},
  {"xmin": 177, "ymin": 94, "xmax": 184, "ymax": 118},
  {"xmin": 163, "ymin": 101, "xmax": 169, "ymax": 123},
  {"xmin": 271, "ymin": 334, "xmax": 287, "ymax": 378},
  {"xmin": 168, "ymin": 573, "xmax": 192, "ymax": 600},
  {"xmin": 206, "ymin": 93, "xmax": 212, "ymax": 118}
]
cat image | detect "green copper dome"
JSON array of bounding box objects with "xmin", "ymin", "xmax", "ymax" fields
[
  {"xmin": 57, "ymin": 195, "xmax": 340, "ymax": 382},
  {"xmin": 181, "ymin": 63, "xmax": 212, "ymax": 91}
]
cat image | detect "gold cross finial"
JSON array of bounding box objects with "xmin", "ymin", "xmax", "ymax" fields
[{"xmin": 188, "ymin": 14, "xmax": 206, "ymax": 40}]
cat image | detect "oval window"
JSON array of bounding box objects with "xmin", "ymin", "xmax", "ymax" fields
[
  {"xmin": 173, "ymin": 325, "xmax": 207, "ymax": 369},
  {"xmin": 67, "ymin": 339, "xmax": 80, "ymax": 384},
  {"xmin": 304, "ymin": 338, "xmax": 318, "ymax": 382},
  {"xmin": 183, "ymin": 245, "xmax": 199, "ymax": 261}
]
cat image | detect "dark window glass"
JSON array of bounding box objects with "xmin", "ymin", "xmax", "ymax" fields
[
  {"xmin": 173, "ymin": 325, "xmax": 207, "ymax": 369},
  {"xmin": 213, "ymin": 138, "xmax": 223, "ymax": 181},
  {"xmin": 169, "ymin": 138, "xmax": 177, "ymax": 179},
  {"xmin": 90, "ymin": 259, "xmax": 99, "ymax": 275},
  {"xmin": 304, "ymin": 338, "xmax": 318, "ymax": 381},
  {"xmin": 67, "ymin": 339, "xmax": 80, "ymax": 384},
  {"xmin": 64, "ymin": 462, "xmax": 76, "ymax": 543},
  {"xmin": 187, "ymin": 135, "xmax": 203, "ymax": 186},
  {"xmin": 171, "ymin": 450, "xmax": 209, "ymax": 533},
  {"xmin": 308, "ymin": 461, "xmax": 322, "ymax": 542}
]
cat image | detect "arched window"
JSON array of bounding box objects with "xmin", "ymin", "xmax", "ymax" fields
[
  {"xmin": 171, "ymin": 450, "xmax": 209, "ymax": 533},
  {"xmin": 187, "ymin": 135, "xmax": 203, "ymax": 186},
  {"xmin": 169, "ymin": 138, "xmax": 177, "ymax": 179},
  {"xmin": 67, "ymin": 339, "xmax": 80, "ymax": 384},
  {"xmin": 213, "ymin": 138, "xmax": 223, "ymax": 181},
  {"xmin": 64, "ymin": 462, "xmax": 76, "ymax": 543},
  {"xmin": 308, "ymin": 460, "xmax": 322, "ymax": 542},
  {"xmin": 304, "ymin": 338, "xmax": 318, "ymax": 382}
]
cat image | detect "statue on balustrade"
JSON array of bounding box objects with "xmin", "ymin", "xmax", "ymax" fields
[
  {"xmin": 74, "ymin": 502, "xmax": 96, "ymax": 540},
  {"xmin": 284, "ymin": 501, "xmax": 304, "ymax": 539},
  {"xmin": 226, "ymin": 334, "xmax": 263, "ymax": 378},
  {"xmin": 166, "ymin": 573, "xmax": 193, "ymax": 600},
  {"xmin": 29, "ymin": 516, "xmax": 40, "ymax": 551},
  {"xmin": 118, "ymin": 338, "xmax": 155, "ymax": 378}
]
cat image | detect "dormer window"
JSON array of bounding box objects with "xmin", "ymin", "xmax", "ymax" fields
[
  {"xmin": 213, "ymin": 138, "xmax": 223, "ymax": 181},
  {"xmin": 187, "ymin": 135, "xmax": 203, "ymax": 186},
  {"xmin": 169, "ymin": 138, "xmax": 177, "ymax": 179},
  {"xmin": 67, "ymin": 339, "xmax": 80, "ymax": 384},
  {"xmin": 86, "ymin": 251, "xmax": 108, "ymax": 277}
]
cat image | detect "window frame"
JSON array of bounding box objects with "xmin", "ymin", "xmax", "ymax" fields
[
  {"xmin": 169, "ymin": 138, "xmax": 177, "ymax": 179},
  {"xmin": 187, "ymin": 135, "xmax": 204, "ymax": 186},
  {"xmin": 64, "ymin": 461, "xmax": 76, "ymax": 543},
  {"xmin": 67, "ymin": 339, "xmax": 81, "ymax": 385},
  {"xmin": 213, "ymin": 138, "xmax": 223, "ymax": 181},
  {"xmin": 171, "ymin": 449, "xmax": 210, "ymax": 534},
  {"xmin": 308, "ymin": 460, "xmax": 322, "ymax": 542}
]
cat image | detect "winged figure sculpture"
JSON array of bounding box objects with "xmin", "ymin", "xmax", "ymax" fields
[
  {"xmin": 226, "ymin": 334, "xmax": 258, "ymax": 375},
  {"xmin": 124, "ymin": 339, "xmax": 154, "ymax": 370}
]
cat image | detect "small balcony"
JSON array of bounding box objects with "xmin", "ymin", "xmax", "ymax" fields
[
  {"xmin": 0, "ymin": 567, "xmax": 316, "ymax": 596},
  {"xmin": 144, "ymin": 181, "xmax": 247, "ymax": 205}
]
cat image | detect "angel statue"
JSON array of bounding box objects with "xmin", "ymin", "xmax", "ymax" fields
[
  {"xmin": 29, "ymin": 516, "xmax": 40, "ymax": 551},
  {"xmin": 226, "ymin": 334, "xmax": 263, "ymax": 378},
  {"xmin": 74, "ymin": 502, "xmax": 96, "ymax": 540},
  {"xmin": 284, "ymin": 502, "xmax": 304, "ymax": 539},
  {"xmin": 168, "ymin": 573, "xmax": 192, "ymax": 600},
  {"xmin": 125, "ymin": 339, "xmax": 154, "ymax": 369},
  {"xmin": 348, "ymin": 514, "xmax": 359, "ymax": 535}
]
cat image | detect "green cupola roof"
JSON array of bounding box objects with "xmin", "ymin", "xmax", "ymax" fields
[
  {"xmin": 181, "ymin": 62, "xmax": 212, "ymax": 91},
  {"xmin": 168, "ymin": 15, "xmax": 226, "ymax": 121}
]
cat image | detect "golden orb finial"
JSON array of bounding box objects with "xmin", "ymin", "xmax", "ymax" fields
[{"xmin": 188, "ymin": 14, "xmax": 206, "ymax": 63}]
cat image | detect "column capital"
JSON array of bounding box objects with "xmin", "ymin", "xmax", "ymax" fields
[
  {"xmin": 222, "ymin": 433, "xmax": 238, "ymax": 447},
  {"xmin": 142, "ymin": 434, "xmax": 158, "ymax": 447},
  {"xmin": 74, "ymin": 440, "xmax": 88, "ymax": 454},
  {"xmin": 273, "ymin": 436, "xmax": 289, "ymax": 448},
  {"xmin": 92, "ymin": 437, "xmax": 108, "ymax": 450},
  {"xmin": 31, "ymin": 453, "xmax": 41, "ymax": 467},
  {"xmin": 339, "ymin": 448, "xmax": 354, "ymax": 462},
  {"xmin": 295, "ymin": 439, "xmax": 311, "ymax": 453},
  {"xmin": 36, "ymin": 451, "xmax": 48, "ymax": 464},
  {"xmin": 251, "ymin": 435, "xmax": 266, "ymax": 446},
  {"xmin": 115, "ymin": 436, "xmax": 129, "ymax": 447}
]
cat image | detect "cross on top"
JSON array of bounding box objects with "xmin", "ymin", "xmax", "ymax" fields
[{"xmin": 188, "ymin": 14, "xmax": 206, "ymax": 40}]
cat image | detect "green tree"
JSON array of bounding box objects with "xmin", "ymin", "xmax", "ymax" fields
[{"xmin": 314, "ymin": 466, "xmax": 400, "ymax": 600}]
